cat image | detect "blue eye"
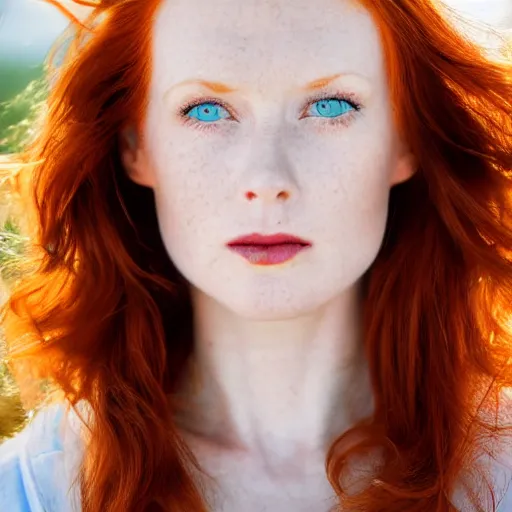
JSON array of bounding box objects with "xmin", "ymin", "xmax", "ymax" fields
[
  {"xmin": 308, "ymin": 98, "xmax": 355, "ymax": 118},
  {"xmin": 186, "ymin": 102, "xmax": 230, "ymax": 123}
]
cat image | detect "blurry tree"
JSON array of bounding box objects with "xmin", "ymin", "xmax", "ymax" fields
[
  {"xmin": 0, "ymin": 76, "xmax": 48, "ymax": 441},
  {"xmin": 0, "ymin": 77, "xmax": 48, "ymax": 154}
]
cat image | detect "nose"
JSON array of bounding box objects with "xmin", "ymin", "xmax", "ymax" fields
[{"xmin": 240, "ymin": 131, "xmax": 297, "ymax": 204}]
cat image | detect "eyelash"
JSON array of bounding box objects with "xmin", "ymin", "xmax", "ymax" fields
[{"xmin": 177, "ymin": 93, "xmax": 363, "ymax": 132}]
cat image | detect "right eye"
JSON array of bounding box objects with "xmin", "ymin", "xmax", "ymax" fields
[{"xmin": 184, "ymin": 102, "xmax": 231, "ymax": 123}]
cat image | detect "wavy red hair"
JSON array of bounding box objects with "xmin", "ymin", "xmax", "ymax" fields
[{"xmin": 2, "ymin": 0, "xmax": 512, "ymax": 511}]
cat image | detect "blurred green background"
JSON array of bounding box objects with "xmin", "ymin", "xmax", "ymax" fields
[
  {"xmin": 0, "ymin": 0, "xmax": 71, "ymax": 147},
  {"xmin": 0, "ymin": 0, "xmax": 72, "ymax": 439}
]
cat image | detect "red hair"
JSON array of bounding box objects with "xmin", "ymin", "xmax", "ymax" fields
[{"xmin": 2, "ymin": 0, "xmax": 512, "ymax": 510}]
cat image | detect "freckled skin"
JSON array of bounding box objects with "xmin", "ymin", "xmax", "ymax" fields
[
  {"xmin": 123, "ymin": 0, "xmax": 415, "ymax": 509},
  {"xmin": 141, "ymin": 0, "xmax": 411, "ymax": 319}
]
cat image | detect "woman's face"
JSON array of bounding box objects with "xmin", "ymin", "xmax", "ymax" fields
[{"xmin": 125, "ymin": 0, "xmax": 414, "ymax": 319}]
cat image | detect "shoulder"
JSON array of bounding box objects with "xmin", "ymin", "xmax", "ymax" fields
[
  {"xmin": 493, "ymin": 436, "xmax": 512, "ymax": 511},
  {"xmin": 495, "ymin": 429, "xmax": 512, "ymax": 511},
  {"xmin": 493, "ymin": 389, "xmax": 512, "ymax": 511},
  {"xmin": 499, "ymin": 486, "xmax": 512, "ymax": 511},
  {"xmin": 467, "ymin": 389, "xmax": 512, "ymax": 511},
  {"xmin": 0, "ymin": 430, "xmax": 32, "ymax": 512},
  {"xmin": 0, "ymin": 402, "xmax": 84, "ymax": 512}
]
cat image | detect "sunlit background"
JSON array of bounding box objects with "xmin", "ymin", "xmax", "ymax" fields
[{"xmin": 0, "ymin": 0, "xmax": 511, "ymax": 102}]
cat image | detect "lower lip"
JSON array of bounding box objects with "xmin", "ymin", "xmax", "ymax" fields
[{"xmin": 227, "ymin": 243, "xmax": 310, "ymax": 265}]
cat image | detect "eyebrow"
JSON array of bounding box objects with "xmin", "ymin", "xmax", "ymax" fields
[
  {"xmin": 299, "ymin": 73, "xmax": 344, "ymax": 91},
  {"xmin": 166, "ymin": 73, "xmax": 348, "ymax": 95},
  {"xmin": 176, "ymin": 79, "xmax": 238, "ymax": 94}
]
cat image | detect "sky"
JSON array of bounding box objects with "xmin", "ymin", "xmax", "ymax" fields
[
  {"xmin": 0, "ymin": 0, "xmax": 511, "ymax": 64},
  {"xmin": 445, "ymin": 0, "xmax": 512, "ymax": 28}
]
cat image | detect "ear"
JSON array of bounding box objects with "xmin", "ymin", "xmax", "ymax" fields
[
  {"xmin": 390, "ymin": 148, "xmax": 417, "ymax": 186},
  {"xmin": 119, "ymin": 127, "xmax": 155, "ymax": 188}
]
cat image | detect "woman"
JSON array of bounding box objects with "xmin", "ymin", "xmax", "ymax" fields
[{"xmin": 0, "ymin": 0, "xmax": 511, "ymax": 510}]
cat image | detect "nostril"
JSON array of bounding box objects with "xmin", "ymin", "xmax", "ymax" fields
[{"xmin": 245, "ymin": 190, "xmax": 289, "ymax": 201}]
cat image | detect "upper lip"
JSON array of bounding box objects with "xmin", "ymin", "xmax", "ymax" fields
[{"xmin": 227, "ymin": 233, "xmax": 312, "ymax": 246}]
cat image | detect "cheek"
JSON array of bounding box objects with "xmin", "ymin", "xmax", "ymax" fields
[
  {"xmin": 320, "ymin": 150, "xmax": 393, "ymax": 274},
  {"xmin": 147, "ymin": 132, "xmax": 229, "ymax": 265},
  {"xmin": 147, "ymin": 110, "xmax": 233, "ymax": 200},
  {"xmin": 292, "ymin": 120, "xmax": 398, "ymax": 282},
  {"xmin": 295, "ymin": 120, "xmax": 397, "ymax": 222}
]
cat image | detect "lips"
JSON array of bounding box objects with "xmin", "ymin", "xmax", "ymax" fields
[{"xmin": 226, "ymin": 233, "xmax": 312, "ymax": 265}]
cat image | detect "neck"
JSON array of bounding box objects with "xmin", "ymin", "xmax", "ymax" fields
[{"xmin": 175, "ymin": 283, "xmax": 373, "ymax": 464}]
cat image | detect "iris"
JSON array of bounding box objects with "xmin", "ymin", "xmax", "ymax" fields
[
  {"xmin": 309, "ymin": 98, "xmax": 354, "ymax": 118},
  {"xmin": 186, "ymin": 103, "xmax": 230, "ymax": 122}
]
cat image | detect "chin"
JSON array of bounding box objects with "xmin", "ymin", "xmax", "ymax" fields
[
  {"xmin": 181, "ymin": 258, "xmax": 362, "ymax": 321},
  {"xmin": 214, "ymin": 283, "xmax": 330, "ymax": 321}
]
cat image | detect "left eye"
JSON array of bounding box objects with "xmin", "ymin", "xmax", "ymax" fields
[
  {"xmin": 186, "ymin": 102, "xmax": 230, "ymax": 123},
  {"xmin": 307, "ymin": 98, "xmax": 355, "ymax": 118}
]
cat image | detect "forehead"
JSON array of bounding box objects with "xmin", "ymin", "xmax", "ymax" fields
[{"xmin": 151, "ymin": 0, "xmax": 385, "ymax": 93}]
